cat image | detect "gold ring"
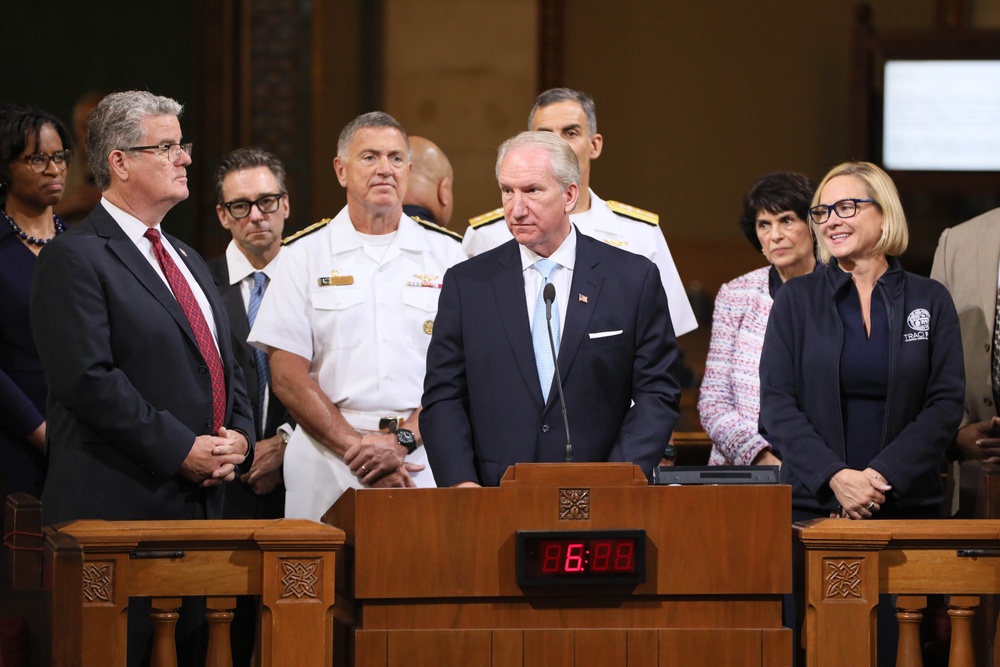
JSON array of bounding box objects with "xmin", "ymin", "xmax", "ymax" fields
[
  {"xmin": 867, "ymin": 501, "xmax": 876, "ymax": 511},
  {"xmin": 361, "ymin": 464, "xmax": 368, "ymax": 473}
]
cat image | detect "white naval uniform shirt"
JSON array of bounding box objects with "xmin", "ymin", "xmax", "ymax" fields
[
  {"xmin": 461, "ymin": 189, "xmax": 698, "ymax": 336},
  {"xmin": 248, "ymin": 207, "xmax": 466, "ymax": 519}
]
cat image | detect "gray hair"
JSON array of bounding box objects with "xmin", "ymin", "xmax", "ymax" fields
[
  {"xmin": 495, "ymin": 131, "xmax": 580, "ymax": 192},
  {"xmin": 528, "ymin": 87, "xmax": 598, "ymax": 137},
  {"xmin": 336, "ymin": 111, "xmax": 410, "ymax": 160},
  {"xmin": 214, "ymin": 147, "xmax": 287, "ymax": 204},
  {"xmin": 87, "ymin": 91, "xmax": 183, "ymax": 191}
]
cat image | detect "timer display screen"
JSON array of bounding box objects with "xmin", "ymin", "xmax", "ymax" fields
[{"xmin": 516, "ymin": 529, "xmax": 646, "ymax": 586}]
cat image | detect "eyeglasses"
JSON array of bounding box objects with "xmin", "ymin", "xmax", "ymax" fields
[
  {"xmin": 808, "ymin": 198, "xmax": 878, "ymax": 225},
  {"xmin": 122, "ymin": 142, "xmax": 193, "ymax": 162},
  {"xmin": 17, "ymin": 150, "xmax": 72, "ymax": 173},
  {"xmin": 222, "ymin": 193, "xmax": 286, "ymax": 219}
]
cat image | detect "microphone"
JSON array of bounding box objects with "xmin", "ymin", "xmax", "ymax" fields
[{"xmin": 543, "ymin": 282, "xmax": 573, "ymax": 462}]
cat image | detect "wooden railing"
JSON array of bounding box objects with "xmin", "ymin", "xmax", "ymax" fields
[
  {"xmin": 47, "ymin": 518, "xmax": 345, "ymax": 667},
  {"xmin": 796, "ymin": 518, "xmax": 1000, "ymax": 667}
]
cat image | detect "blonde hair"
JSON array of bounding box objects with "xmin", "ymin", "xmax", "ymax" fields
[{"xmin": 812, "ymin": 161, "xmax": 908, "ymax": 263}]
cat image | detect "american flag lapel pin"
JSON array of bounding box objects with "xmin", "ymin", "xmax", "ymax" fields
[{"xmin": 578, "ymin": 294, "xmax": 588, "ymax": 303}]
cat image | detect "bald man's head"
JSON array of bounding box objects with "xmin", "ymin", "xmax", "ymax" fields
[{"xmin": 403, "ymin": 136, "xmax": 454, "ymax": 226}]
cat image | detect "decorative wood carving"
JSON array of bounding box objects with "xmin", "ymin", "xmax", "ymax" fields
[
  {"xmin": 81, "ymin": 561, "xmax": 113, "ymax": 604},
  {"xmin": 559, "ymin": 488, "xmax": 590, "ymax": 520},
  {"xmin": 823, "ymin": 558, "xmax": 863, "ymax": 599},
  {"xmin": 279, "ymin": 558, "xmax": 320, "ymax": 600}
]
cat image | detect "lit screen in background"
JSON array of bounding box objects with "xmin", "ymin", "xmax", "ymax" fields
[{"xmin": 883, "ymin": 60, "xmax": 1000, "ymax": 171}]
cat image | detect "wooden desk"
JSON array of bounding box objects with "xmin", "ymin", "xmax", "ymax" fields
[{"xmin": 325, "ymin": 463, "xmax": 792, "ymax": 666}]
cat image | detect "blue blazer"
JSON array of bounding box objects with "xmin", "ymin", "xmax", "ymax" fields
[
  {"xmin": 421, "ymin": 230, "xmax": 680, "ymax": 486},
  {"xmin": 31, "ymin": 204, "xmax": 255, "ymax": 523}
]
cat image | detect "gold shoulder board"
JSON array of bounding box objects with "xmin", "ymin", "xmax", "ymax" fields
[
  {"xmin": 412, "ymin": 216, "xmax": 463, "ymax": 242},
  {"xmin": 468, "ymin": 207, "xmax": 505, "ymax": 229},
  {"xmin": 282, "ymin": 218, "xmax": 332, "ymax": 246},
  {"xmin": 607, "ymin": 201, "xmax": 659, "ymax": 226}
]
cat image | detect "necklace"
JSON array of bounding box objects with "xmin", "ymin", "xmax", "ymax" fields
[{"xmin": 1, "ymin": 208, "xmax": 67, "ymax": 246}]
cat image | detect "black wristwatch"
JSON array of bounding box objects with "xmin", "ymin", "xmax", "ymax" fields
[
  {"xmin": 396, "ymin": 428, "xmax": 417, "ymax": 455},
  {"xmin": 662, "ymin": 444, "xmax": 677, "ymax": 462}
]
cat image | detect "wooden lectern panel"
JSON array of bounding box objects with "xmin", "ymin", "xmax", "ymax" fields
[
  {"xmin": 328, "ymin": 463, "xmax": 792, "ymax": 667},
  {"xmin": 325, "ymin": 479, "xmax": 790, "ymax": 600}
]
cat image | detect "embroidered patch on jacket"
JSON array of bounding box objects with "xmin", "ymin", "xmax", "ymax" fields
[{"xmin": 903, "ymin": 308, "xmax": 930, "ymax": 342}]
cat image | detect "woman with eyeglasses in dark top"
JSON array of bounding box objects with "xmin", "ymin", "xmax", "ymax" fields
[
  {"xmin": 0, "ymin": 104, "xmax": 73, "ymax": 496},
  {"xmin": 759, "ymin": 161, "xmax": 964, "ymax": 666},
  {"xmin": 760, "ymin": 161, "xmax": 963, "ymax": 522}
]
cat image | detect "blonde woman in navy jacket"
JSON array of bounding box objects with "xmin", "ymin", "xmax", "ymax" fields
[{"xmin": 759, "ymin": 162, "xmax": 964, "ymax": 522}]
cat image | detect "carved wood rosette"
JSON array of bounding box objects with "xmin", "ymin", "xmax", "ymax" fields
[{"xmin": 559, "ymin": 488, "xmax": 590, "ymax": 520}]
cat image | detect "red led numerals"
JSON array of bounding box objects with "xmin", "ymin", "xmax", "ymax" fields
[{"xmin": 537, "ymin": 540, "xmax": 635, "ymax": 574}]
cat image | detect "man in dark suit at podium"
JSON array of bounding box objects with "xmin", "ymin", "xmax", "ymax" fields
[{"xmin": 420, "ymin": 131, "xmax": 680, "ymax": 487}]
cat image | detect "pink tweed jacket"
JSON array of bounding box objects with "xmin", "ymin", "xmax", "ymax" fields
[{"xmin": 698, "ymin": 266, "xmax": 775, "ymax": 465}]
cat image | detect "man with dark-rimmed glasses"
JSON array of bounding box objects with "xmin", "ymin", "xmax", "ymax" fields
[
  {"xmin": 207, "ymin": 145, "xmax": 294, "ymax": 667},
  {"xmin": 208, "ymin": 147, "xmax": 293, "ymax": 520}
]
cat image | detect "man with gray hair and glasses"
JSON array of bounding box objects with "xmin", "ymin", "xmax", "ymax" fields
[
  {"xmin": 34, "ymin": 89, "xmax": 255, "ymax": 522},
  {"xmin": 32, "ymin": 89, "xmax": 256, "ymax": 665}
]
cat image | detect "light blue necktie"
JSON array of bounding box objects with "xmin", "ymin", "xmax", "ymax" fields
[
  {"xmin": 531, "ymin": 258, "xmax": 560, "ymax": 402},
  {"xmin": 247, "ymin": 271, "xmax": 269, "ymax": 436}
]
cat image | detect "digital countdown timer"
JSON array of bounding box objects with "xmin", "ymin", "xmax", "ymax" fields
[{"xmin": 515, "ymin": 529, "xmax": 646, "ymax": 586}]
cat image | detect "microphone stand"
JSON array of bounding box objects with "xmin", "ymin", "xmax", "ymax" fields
[{"xmin": 543, "ymin": 283, "xmax": 573, "ymax": 462}]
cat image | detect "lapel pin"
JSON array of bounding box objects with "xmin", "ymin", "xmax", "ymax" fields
[{"xmin": 578, "ymin": 294, "xmax": 588, "ymax": 303}]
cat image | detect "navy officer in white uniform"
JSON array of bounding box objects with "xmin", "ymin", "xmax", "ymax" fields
[{"xmin": 249, "ymin": 112, "xmax": 465, "ymax": 520}]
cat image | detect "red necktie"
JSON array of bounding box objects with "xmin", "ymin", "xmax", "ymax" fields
[{"xmin": 144, "ymin": 228, "xmax": 226, "ymax": 432}]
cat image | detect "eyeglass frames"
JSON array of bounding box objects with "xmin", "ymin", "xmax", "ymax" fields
[
  {"xmin": 222, "ymin": 193, "xmax": 286, "ymax": 219},
  {"xmin": 16, "ymin": 150, "xmax": 72, "ymax": 173},
  {"xmin": 808, "ymin": 198, "xmax": 878, "ymax": 225},
  {"xmin": 122, "ymin": 142, "xmax": 193, "ymax": 163}
]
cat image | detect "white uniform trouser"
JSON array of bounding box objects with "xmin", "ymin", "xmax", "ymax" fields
[{"xmin": 282, "ymin": 410, "xmax": 436, "ymax": 521}]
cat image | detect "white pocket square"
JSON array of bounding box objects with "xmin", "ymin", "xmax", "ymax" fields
[{"xmin": 588, "ymin": 330, "xmax": 623, "ymax": 339}]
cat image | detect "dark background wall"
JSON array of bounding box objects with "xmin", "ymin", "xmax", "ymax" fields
[
  {"xmin": 4, "ymin": 0, "xmax": 999, "ymax": 374},
  {"xmin": 1, "ymin": 1, "xmax": 198, "ymax": 238}
]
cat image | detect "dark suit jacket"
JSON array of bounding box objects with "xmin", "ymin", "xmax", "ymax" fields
[
  {"xmin": 421, "ymin": 231, "xmax": 680, "ymax": 486},
  {"xmin": 31, "ymin": 204, "xmax": 255, "ymax": 523},
  {"xmin": 207, "ymin": 255, "xmax": 291, "ymax": 519}
]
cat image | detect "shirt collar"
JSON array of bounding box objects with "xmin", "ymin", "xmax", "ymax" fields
[
  {"xmin": 328, "ymin": 206, "xmax": 430, "ymax": 255},
  {"xmin": 102, "ymin": 196, "xmax": 161, "ymax": 242},
  {"xmin": 224, "ymin": 239, "xmax": 281, "ymax": 286},
  {"xmin": 519, "ymin": 224, "xmax": 578, "ymax": 272}
]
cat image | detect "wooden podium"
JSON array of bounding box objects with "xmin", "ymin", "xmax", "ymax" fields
[{"xmin": 323, "ymin": 463, "xmax": 792, "ymax": 667}]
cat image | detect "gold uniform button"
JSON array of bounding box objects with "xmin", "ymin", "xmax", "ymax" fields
[{"xmin": 423, "ymin": 320, "xmax": 434, "ymax": 335}]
